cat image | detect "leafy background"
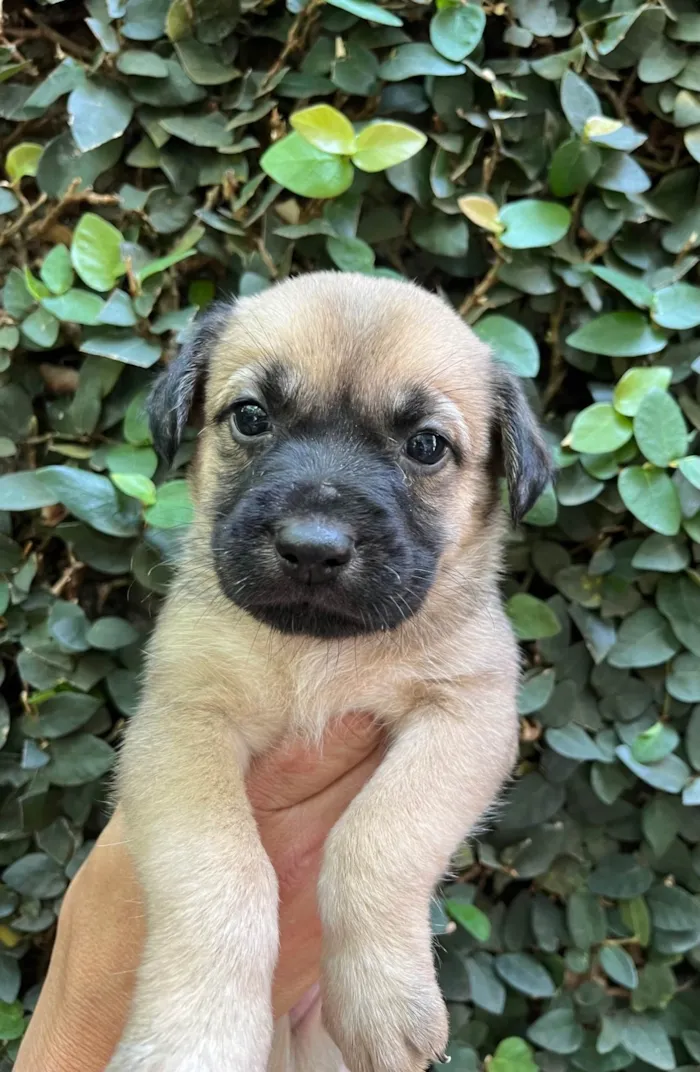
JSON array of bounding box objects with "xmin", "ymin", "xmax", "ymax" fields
[{"xmin": 1, "ymin": 0, "xmax": 700, "ymax": 1068}]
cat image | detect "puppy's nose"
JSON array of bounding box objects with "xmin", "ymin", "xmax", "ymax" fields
[{"xmin": 274, "ymin": 518, "xmax": 354, "ymax": 584}]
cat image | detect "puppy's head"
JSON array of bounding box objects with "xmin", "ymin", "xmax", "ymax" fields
[{"xmin": 149, "ymin": 273, "xmax": 551, "ymax": 638}]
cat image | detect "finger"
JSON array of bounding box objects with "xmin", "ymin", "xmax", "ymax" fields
[
  {"xmin": 248, "ymin": 711, "xmax": 384, "ymax": 811},
  {"xmin": 269, "ymin": 747, "xmax": 382, "ymax": 1018}
]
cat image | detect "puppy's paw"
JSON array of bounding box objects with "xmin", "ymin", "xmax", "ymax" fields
[{"xmin": 321, "ymin": 951, "xmax": 448, "ymax": 1072}]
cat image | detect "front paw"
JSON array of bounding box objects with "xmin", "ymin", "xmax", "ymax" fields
[{"xmin": 321, "ymin": 947, "xmax": 448, "ymax": 1072}]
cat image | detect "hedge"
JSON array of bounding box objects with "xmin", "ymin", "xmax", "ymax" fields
[{"xmin": 1, "ymin": 1, "xmax": 700, "ymax": 1069}]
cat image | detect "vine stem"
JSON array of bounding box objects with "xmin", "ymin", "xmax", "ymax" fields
[{"xmin": 458, "ymin": 244, "xmax": 503, "ymax": 318}]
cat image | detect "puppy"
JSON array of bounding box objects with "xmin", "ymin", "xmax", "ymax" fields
[{"xmin": 106, "ymin": 272, "xmax": 551, "ymax": 1072}]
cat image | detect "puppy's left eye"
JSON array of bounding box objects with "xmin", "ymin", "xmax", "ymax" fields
[
  {"xmin": 231, "ymin": 401, "xmax": 271, "ymax": 438},
  {"xmin": 405, "ymin": 431, "xmax": 449, "ymax": 465}
]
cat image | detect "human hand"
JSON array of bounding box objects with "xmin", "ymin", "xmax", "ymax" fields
[{"xmin": 14, "ymin": 714, "xmax": 383, "ymax": 1072}]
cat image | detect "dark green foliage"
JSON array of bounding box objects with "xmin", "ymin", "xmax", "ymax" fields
[{"xmin": 1, "ymin": 0, "xmax": 700, "ymax": 1068}]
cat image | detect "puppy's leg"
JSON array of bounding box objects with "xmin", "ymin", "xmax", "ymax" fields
[
  {"xmin": 319, "ymin": 679, "xmax": 517, "ymax": 1072},
  {"xmin": 106, "ymin": 704, "xmax": 278, "ymax": 1072}
]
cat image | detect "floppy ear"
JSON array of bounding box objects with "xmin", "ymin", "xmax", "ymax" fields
[
  {"xmin": 491, "ymin": 367, "xmax": 554, "ymax": 525},
  {"xmin": 148, "ymin": 303, "xmax": 230, "ymax": 465}
]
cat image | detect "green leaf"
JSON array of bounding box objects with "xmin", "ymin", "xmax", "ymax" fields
[
  {"xmin": 546, "ymin": 724, "xmax": 603, "ymax": 762},
  {"xmin": 174, "ymin": 38, "xmax": 239, "ymax": 86},
  {"xmin": 678, "ymin": 455, "xmax": 700, "ymax": 489},
  {"xmin": 3, "ymin": 853, "xmax": 66, "ymax": 898},
  {"xmin": 490, "ymin": 1038, "xmax": 537, "ymax": 1072},
  {"xmin": 326, "ymin": 0, "xmax": 403, "ymax": 27},
  {"xmin": 0, "ymin": 188, "xmax": 19, "ymax": 214},
  {"xmin": 465, "ymin": 954, "xmax": 505, "ymax": 1015},
  {"xmin": 116, "ymin": 50, "xmax": 170, "ymax": 77},
  {"xmin": 667, "ymin": 652, "xmax": 700, "ymax": 702},
  {"xmin": 20, "ymin": 693, "xmax": 100, "ymax": 738},
  {"xmin": 352, "ymin": 121, "xmax": 427, "ymax": 173},
  {"xmin": 0, "ymin": 470, "xmax": 61, "ymax": 510},
  {"xmin": 290, "ymin": 105, "xmax": 356, "ymax": 155},
  {"xmin": 48, "ymin": 601, "xmax": 91, "ymax": 653},
  {"xmin": 595, "ymin": 151, "xmax": 651, "ymax": 194},
  {"xmin": 71, "ymin": 213, "xmax": 125, "ymax": 293},
  {"xmin": 457, "ymin": 193, "xmax": 503, "ymax": 235},
  {"xmin": 613, "ymin": 367, "xmax": 672, "ymax": 417},
  {"xmin": 86, "ymin": 616, "xmax": 139, "ymax": 650},
  {"xmin": 145, "ymin": 481, "xmax": 194, "ymax": 528},
  {"xmin": 527, "ymin": 1008, "xmax": 584, "ymax": 1055},
  {"xmin": 618, "ymin": 467, "xmax": 681, "ymax": 536},
  {"xmin": 47, "ymin": 734, "xmax": 114, "ymax": 787},
  {"xmin": 647, "ymin": 884, "xmax": 700, "ymax": 931},
  {"xmin": 21, "ymin": 307, "xmax": 59, "ymax": 348},
  {"xmin": 261, "ymin": 133, "xmax": 353, "ymax": 198},
  {"xmin": 445, "ymin": 900, "xmax": 491, "ymax": 941},
  {"xmin": 523, "ymin": 483, "xmax": 558, "ymax": 527},
  {"xmin": 36, "ymin": 131, "xmax": 123, "ymax": 200},
  {"xmin": 68, "ymin": 81, "xmax": 134, "ymax": 152},
  {"xmin": 616, "ymin": 744, "xmax": 690, "ymax": 794},
  {"xmin": 607, "ymin": 607, "xmax": 680, "ymax": 668},
  {"xmin": 652, "ymin": 281, "xmax": 700, "ymax": 329},
  {"xmin": 80, "ymin": 331, "xmax": 162, "ymax": 368},
  {"xmin": 548, "ymin": 138, "xmax": 601, "ymax": 198},
  {"xmin": 111, "ymin": 472, "xmax": 157, "ymax": 506},
  {"xmin": 569, "ymin": 403, "xmax": 633, "ymax": 454},
  {"xmin": 657, "ymin": 575, "xmax": 700, "ymax": 656},
  {"xmin": 104, "ymin": 444, "xmax": 157, "ymax": 478},
  {"xmin": 518, "ymin": 669, "xmax": 555, "ymax": 715},
  {"xmin": 5, "ymin": 142, "xmax": 43, "ymax": 182},
  {"xmin": 159, "ymin": 112, "xmax": 233, "ymax": 148},
  {"xmin": 0, "ymin": 1000, "xmax": 25, "ymax": 1041},
  {"xmin": 588, "ymin": 854, "xmax": 653, "ymax": 898},
  {"xmin": 38, "ymin": 465, "xmax": 139, "ymax": 537},
  {"xmin": 124, "ymin": 387, "xmax": 152, "ymax": 446},
  {"xmin": 498, "ymin": 200, "xmax": 571, "ymax": 249},
  {"xmin": 633, "ymin": 389, "xmax": 687, "ymax": 468},
  {"xmin": 687, "ymin": 705, "xmax": 700, "ymax": 772},
  {"xmin": 632, "ymin": 722, "xmax": 680, "ymax": 764},
  {"xmin": 40, "ymin": 244, "xmax": 73, "ymax": 295},
  {"xmin": 567, "ymin": 313, "xmax": 668, "ymax": 357},
  {"xmin": 599, "ymin": 946, "xmax": 638, "ymax": 990},
  {"xmin": 472, "ymin": 316, "xmax": 539, "ymax": 377},
  {"xmin": 620, "ymin": 897, "xmax": 651, "ymax": 948},
  {"xmin": 379, "ymin": 43, "xmax": 466, "ymax": 81},
  {"xmin": 589, "ymin": 265, "xmax": 653, "ymax": 309},
  {"xmin": 326, "ymin": 235, "xmax": 375, "ymax": 273},
  {"xmin": 430, "ymin": 5, "xmax": 485, "ymax": 63},
  {"xmin": 506, "ymin": 594, "xmax": 561, "ymax": 641},
  {"xmin": 42, "ymin": 289, "xmax": 105, "ymax": 326},
  {"xmin": 560, "ymin": 69, "xmax": 602, "ymax": 133},
  {"xmin": 494, "ymin": 953, "xmax": 555, "ymax": 998},
  {"xmin": 619, "ymin": 1013, "xmax": 675, "ymax": 1071}
]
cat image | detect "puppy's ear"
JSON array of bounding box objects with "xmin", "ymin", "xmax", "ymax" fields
[
  {"xmin": 491, "ymin": 367, "xmax": 553, "ymax": 524},
  {"xmin": 148, "ymin": 303, "xmax": 229, "ymax": 465}
]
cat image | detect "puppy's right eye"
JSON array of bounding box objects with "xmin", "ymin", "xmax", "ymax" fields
[{"xmin": 231, "ymin": 401, "xmax": 271, "ymax": 438}]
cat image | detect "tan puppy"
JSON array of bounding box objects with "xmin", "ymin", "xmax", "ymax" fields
[{"xmin": 106, "ymin": 273, "xmax": 551, "ymax": 1072}]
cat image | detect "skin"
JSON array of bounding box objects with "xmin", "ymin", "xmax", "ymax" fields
[{"xmin": 14, "ymin": 714, "xmax": 383, "ymax": 1072}]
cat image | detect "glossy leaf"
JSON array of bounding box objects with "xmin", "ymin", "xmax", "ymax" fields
[
  {"xmin": 352, "ymin": 122, "xmax": 427, "ymax": 173},
  {"xmin": 261, "ymin": 133, "xmax": 353, "ymax": 198},
  {"xmin": 290, "ymin": 105, "xmax": 357, "ymax": 156}
]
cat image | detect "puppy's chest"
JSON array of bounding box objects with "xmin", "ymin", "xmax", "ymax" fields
[{"xmin": 247, "ymin": 642, "xmax": 414, "ymax": 744}]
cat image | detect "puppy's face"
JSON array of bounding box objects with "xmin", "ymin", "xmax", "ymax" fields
[{"xmin": 149, "ymin": 273, "xmax": 551, "ymax": 638}]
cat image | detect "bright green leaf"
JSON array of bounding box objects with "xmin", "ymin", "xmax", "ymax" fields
[
  {"xmin": 261, "ymin": 133, "xmax": 353, "ymax": 198},
  {"xmin": 352, "ymin": 121, "xmax": 427, "ymax": 173},
  {"xmin": 71, "ymin": 213, "xmax": 125, "ymax": 293}
]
